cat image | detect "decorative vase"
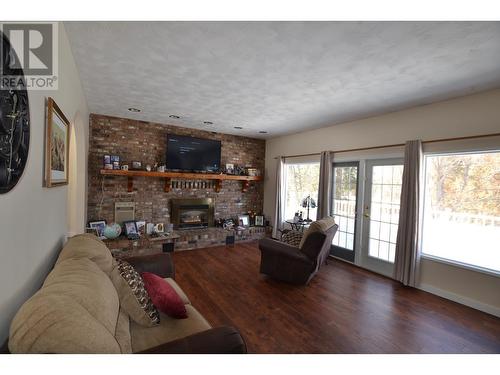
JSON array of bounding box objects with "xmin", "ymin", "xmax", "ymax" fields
[{"xmin": 103, "ymin": 223, "xmax": 122, "ymax": 239}]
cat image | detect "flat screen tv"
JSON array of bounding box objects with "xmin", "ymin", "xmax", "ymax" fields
[{"xmin": 166, "ymin": 134, "xmax": 221, "ymax": 173}]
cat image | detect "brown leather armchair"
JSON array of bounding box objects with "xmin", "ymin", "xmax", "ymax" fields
[{"xmin": 259, "ymin": 218, "xmax": 338, "ymax": 285}]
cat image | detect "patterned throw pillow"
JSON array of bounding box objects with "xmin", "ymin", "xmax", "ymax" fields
[
  {"xmin": 110, "ymin": 259, "xmax": 160, "ymax": 327},
  {"xmin": 281, "ymin": 231, "xmax": 303, "ymax": 247}
]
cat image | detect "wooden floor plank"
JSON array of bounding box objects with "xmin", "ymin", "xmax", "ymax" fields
[{"xmin": 172, "ymin": 241, "xmax": 500, "ymax": 353}]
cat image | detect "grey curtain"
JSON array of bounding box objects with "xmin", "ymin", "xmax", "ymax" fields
[
  {"xmin": 317, "ymin": 151, "xmax": 332, "ymax": 220},
  {"xmin": 394, "ymin": 140, "xmax": 423, "ymax": 286},
  {"xmin": 272, "ymin": 157, "xmax": 285, "ymax": 239}
]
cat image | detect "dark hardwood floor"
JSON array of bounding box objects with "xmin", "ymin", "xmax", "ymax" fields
[{"xmin": 172, "ymin": 241, "xmax": 500, "ymax": 353}]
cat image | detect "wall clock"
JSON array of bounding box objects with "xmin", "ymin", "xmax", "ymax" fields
[{"xmin": 0, "ymin": 31, "xmax": 30, "ymax": 194}]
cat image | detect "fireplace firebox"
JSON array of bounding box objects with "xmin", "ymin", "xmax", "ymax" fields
[{"xmin": 171, "ymin": 198, "xmax": 214, "ymax": 229}]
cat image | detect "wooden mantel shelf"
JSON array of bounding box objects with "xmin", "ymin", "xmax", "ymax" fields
[{"xmin": 100, "ymin": 169, "xmax": 263, "ymax": 193}]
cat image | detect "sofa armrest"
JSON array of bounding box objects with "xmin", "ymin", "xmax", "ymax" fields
[
  {"xmin": 126, "ymin": 253, "xmax": 175, "ymax": 278},
  {"xmin": 136, "ymin": 326, "xmax": 247, "ymax": 354},
  {"xmin": 258, "ymin": 238, "xmax": 311, "ymax": 264}
]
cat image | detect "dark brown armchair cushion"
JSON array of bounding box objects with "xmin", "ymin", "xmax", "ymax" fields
[{"xmin": 300, "ymin": 231, "xmax": 328, "ymax": 259}]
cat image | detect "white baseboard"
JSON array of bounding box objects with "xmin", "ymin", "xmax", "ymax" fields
[
  {"xmin": 66, "ymin": 232, "xmax": 78, "ymax": 239},
  {"xmin": 418, "ymin": 283, "xmax": 500, "ymax": 318}
]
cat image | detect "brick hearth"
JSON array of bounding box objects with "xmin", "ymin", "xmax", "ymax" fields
[{"xmin": 107, "ymin": 227, "xmax": 267, "ymax": 259}]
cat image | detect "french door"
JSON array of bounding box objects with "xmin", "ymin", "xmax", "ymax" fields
[
  {"xmin": 330, "ymin": 162, "xmax": 359, "ymax": 262},
  {"xmin": 330, "ymin": 159, "xmax": 403, "ymax": 277},
  {"xmin": 360, "ymin": 159, "xmax": 404, "ymax": 277}
]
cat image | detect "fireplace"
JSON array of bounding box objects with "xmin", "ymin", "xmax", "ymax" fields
[{"xmin": 171, "ymin": 198, "xmax": 214, "ymax": 229}]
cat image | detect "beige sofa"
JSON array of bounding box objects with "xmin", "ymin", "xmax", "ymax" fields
[{"xmin": 8, "ymin": 234, "xmax": 246, "ymax": 354}]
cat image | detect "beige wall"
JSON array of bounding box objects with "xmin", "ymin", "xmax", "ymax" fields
[
  {"xmin": 0, "ymin": 23, "xmax": 89, "ymax": 343},
  {"xmin": 264, "ymin": 89, "xmax": 500, "ymax": 316},
  {"xmin": 419, "ymin": 258, "xmax": 500, "ymax": 316}
]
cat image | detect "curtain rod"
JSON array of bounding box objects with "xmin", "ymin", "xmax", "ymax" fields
[{"xmin": 274, "ymin": 131, "xmax": 500, "ymax": 160}]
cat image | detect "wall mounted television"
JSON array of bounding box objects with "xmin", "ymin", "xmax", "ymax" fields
[{"xmin": 166, "ymin": 134, "xmax": 221, "ymax": 173}]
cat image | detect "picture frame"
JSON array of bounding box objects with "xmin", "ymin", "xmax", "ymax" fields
[
  {"xmin": 255, "ymin": 215, "xmax": 264, "ymax": 226},
  {"xmin": 45, "ymin": 97, "xmax": 70, "ymax": 187},
  {"xmin": 123, "ymin": 220, "xmax": 139, "ymax": 236},
  {"xmin": 238, "ymin": 214, "xmax": 250, "ymax": 228},
  {"xmin": 136, "ymin": 220, "xmax": 146, "ymax": 234},
  {"xmin": 146, "ymin": 223, "xmax": 155, "ymax": 235},
  {"xmin": 154, "ymin": 222, "xmax": 165, "ymax": 233},
  {"xmin": 88, "ymin": 220, "xmax": 106, "ymax": 238},
  {"xmin": 225, "ymin": 163, "xmax": 234, "ymax": 175},
  {"xmin": 111, "ymin": 155, "xmax": 120, "ymax": 170}
]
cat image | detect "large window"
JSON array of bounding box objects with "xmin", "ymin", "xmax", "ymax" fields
[
  {"xmin": 421, "ymin": 151, "xmax": 500, "ymax": 273},
  {"xmin": 331, "ymin": 163, "xmax": 358, "ymax": 251},
  {"xmin": 283, "ymin": 162, "xmax": 320, "ymax": 222}
]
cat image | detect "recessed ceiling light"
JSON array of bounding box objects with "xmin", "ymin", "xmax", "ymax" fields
[
  {"xmin": 259, "ymin": 131, "xmax": 268, "ymax": 134},
  {"xmin": 234, "ymin": 126, "xmax": 243, "ymax": 129},
  {"xmin": 203, "ymin": 121, "xmax": 213, "ymax": 125},
  {"xmin": 169, "ymin": 115, "xmax": 180, "ymax": 119},
  {"xmin": 128, "ymin": 107, "xmax": 141, "ymax": 112}
]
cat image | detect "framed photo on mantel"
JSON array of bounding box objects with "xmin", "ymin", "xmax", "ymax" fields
[{"xmin": 45, "ymin": 97, "xmax": 70, "ymax": 187}]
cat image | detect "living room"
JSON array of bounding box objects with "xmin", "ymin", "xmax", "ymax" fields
[{"xmin": 1, "ymin": 1, "xmax": 499, "ymax": 373}]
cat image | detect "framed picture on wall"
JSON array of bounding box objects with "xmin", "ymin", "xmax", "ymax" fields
[{"xmin": 45, "ymin": 97, "xmax": 70, "ymax": 187}]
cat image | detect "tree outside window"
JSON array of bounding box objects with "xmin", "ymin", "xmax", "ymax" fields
[
  {"xmin": 422, "ymin": 151, "xmax": 500, "ymax": 272},
  {"xmin": 284, "ymin": 162, "xmax": 320, "ymax": 222}
]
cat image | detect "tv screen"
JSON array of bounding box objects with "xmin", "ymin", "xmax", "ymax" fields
[{"xmin": 166, "ymin": 134, "xmax": 221, "ymax": 173}]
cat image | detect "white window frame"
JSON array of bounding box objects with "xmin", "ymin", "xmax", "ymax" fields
[
  {"xmin": 420, "ymin": 147, "xmax": 500, "ymax": 278},
  {"xmin": 282, "ymin": 156, "xmax": 320, "ymax": 227}
]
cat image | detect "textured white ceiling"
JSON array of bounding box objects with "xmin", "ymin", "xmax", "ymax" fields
[{"xmin": 65, "ymin": 22, "xmax": 500, "ymax": 139}]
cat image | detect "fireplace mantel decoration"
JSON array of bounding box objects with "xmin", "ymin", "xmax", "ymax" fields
[{"xmin": 100, "ymin": 169, "xmax": 263, "ymax": 193}]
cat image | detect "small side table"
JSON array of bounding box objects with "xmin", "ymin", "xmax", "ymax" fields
[
  {"xmin": 285, "ymin": 220, "xmax": 311, "ymax": 232},
  {"xmin": 278, "ymin": 220, "xmax": 311, "ymax": 241}
]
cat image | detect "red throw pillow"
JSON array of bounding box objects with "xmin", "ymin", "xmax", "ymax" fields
[{"xmin": 141, "ymin": 272, "xmax": 188, "ymax": 319}]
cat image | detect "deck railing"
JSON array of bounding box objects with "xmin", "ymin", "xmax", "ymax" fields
[{"xmin": 333, "ymin": 200, "xmax": 500, "ymax": 228}]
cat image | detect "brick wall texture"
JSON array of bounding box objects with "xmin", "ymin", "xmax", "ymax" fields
[{"xmin": 87, "ymin": 114, "xmax": 266, "ymax": 226}]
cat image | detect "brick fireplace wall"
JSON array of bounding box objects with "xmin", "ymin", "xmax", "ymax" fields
[{"xmin": 87, "ymin": 114, "xmax": 265, "ymax": 226}]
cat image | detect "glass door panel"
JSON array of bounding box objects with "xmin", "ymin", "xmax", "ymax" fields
[
  {"xmin": 330, "ymin": 162, "xmax": 359, "ymax": 262},
  {"xmin": 361, "ymin": 160, "xmax": 403, "ymax": 276}
]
